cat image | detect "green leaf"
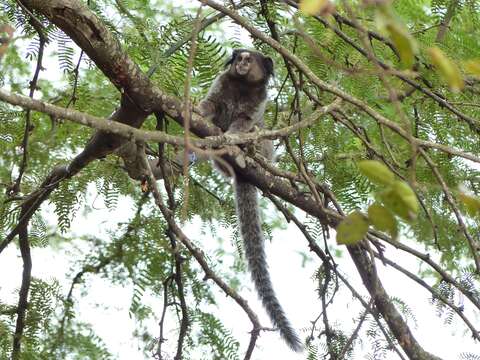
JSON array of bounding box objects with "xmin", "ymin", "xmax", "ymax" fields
[
  {"xmin": 428, "ymin": 47, "xmax": 464, "ymax": 92},
  {"xmin": 458, "ymin": 193, "xmax": 480, "ymax": 217},
  {"xmin": 380, "ymin": 181, "xmax": 418, "ymax": 221},
  {"xmin": 358, "ymin": 160, "xmax": 395, "ymax": 186},
  {"xmin": 385, "ymin": 22, "xmax": 417, "ymax": 69},
  {"xmin": 336, "ymin": 211, "xmax": 369, "ymax": 245},
  {"xmin": 367, "ymin": 203, "xmax": 398, "ymax": 238},
  {"xmin": 375, "ymin": 5, "xmax": 417, "ymax": 69},
  {"xmin": 464, "ymin": 60, "xmax": 480, "ymax": 78}
]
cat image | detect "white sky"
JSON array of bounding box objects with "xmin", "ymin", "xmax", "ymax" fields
[{"xmin": 1, "ymin": 185, "xmax": 478, "ymax": 359}]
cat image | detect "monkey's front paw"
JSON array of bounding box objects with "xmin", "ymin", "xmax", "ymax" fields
[
  {"xmin": 234, "ymin": 154, "xmax": 246, "ymax": 168},
  {"xmin": 197, "ymin": 101, "xmax": 215, "ymax": 118},
  {"xmin": 197, "ymin": 107, "xmax": 209, "ymax": 117}
]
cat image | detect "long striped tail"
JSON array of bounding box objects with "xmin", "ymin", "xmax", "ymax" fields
[{"xmin": 234, "ymin": 178, "xmax": 303, "ymax": 352}]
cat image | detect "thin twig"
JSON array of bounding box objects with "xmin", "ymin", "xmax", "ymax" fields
[
  {"xmin": 138, "ymin": 142, "xmax": 264, "ymax": 359},
  {"xmin": 419, "ymin": 148, "xmax": 480, "ymax": 273},
  {"xmin": 156, "ymin": 275, "xmax": 174, "ymax": 359},
  {"xmin": 66, "ymin": 50, "xmax": 84, "ymax": 108},
  {"xmin": 11, "ymin": 227, "xmax": 31, "ymax": 359},
  {"xmin": 181, "ymin": 5, "xmax": 203, "ymax": 220},
  {"xmin": 10, "ymin": 0, "xmax": 48, "ymax": 195},
  {"xmin": 373, "ymin": 251, "xmax": 479, "ymax": 341},
  {"xmin": 166, "ymin": 230, "xmax": 190, "ymax": 360},
  {"xmin": 338, "ymin": 300, "xmax": 372, "ymax": 360}
]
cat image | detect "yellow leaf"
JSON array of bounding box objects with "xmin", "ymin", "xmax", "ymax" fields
[
  {"xmin": 428, "ymin": 47, "xmax": 464, "ymax": 92},
  {"xmin": 380, "ymin": 181, "xmax": 418, "ymax": 222},
  {"xmin": 358, "ymin": 160, "xmax": 395, "ymax": 186},
  {"xmin": 299, "ymin": 0, "xmax": 327, "ymax": 15},
  {"xmin": 368, "ymin": 203, "xmax": 398, "ymax": 238},
  {"xmin": 336, "ymin": 211, "xmax": 369, "ymax": 245},
  {"xmin": 459, "ymin": 193, "xmax": 480, "ymax": 217},
  {"xmin": 395, "ymin": 181, "xmax": 418, "ymax": 213}
]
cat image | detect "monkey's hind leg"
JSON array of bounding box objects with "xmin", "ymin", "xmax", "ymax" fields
[{"xmin": 226, "ymin": 113, "xmax": 257, "ymax": 134}]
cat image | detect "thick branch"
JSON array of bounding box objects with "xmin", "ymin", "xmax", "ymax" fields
[
  {"xmin": 11, "ymin": 227, "xmax": 31, "ymax": 359},
  {"xmin": 435, "ymin": 0, "xmax": 458, "ymax": 43},
  {"xmin": 0, "ymin": 89, "xmax": 341, "ymax": 149},
  {"xmin": 19, "ymin": 0, "xmax": 160, "ymax": 113},
  {"xmin": 348, "ymin": 246, "xmax": 442, "ymax": 360}
]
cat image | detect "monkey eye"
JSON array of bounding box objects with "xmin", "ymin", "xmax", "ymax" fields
[{"xmin": 237, "ymin": 55, "xmax": 250, "ymax": 63}]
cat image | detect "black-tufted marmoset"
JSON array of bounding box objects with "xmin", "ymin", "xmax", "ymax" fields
[{"xmin": 199, "ymin": 49, "xmax": 302, "ymax": 352}]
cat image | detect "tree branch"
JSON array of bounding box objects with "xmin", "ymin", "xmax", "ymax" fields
[
  {"xmin": 435, "ymin": 0, "xmax": 458, "ymax": 43},
  {"xmin": 138, "ymin": 142, "xmax": 263, "ymax": 359},
  {"xmin": 11, "ymin": 227, "xmax": 31, "ymax": 359}
]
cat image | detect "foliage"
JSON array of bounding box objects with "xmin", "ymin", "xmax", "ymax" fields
[{"xmin": 0, "ymin": 0, "xmax": 479, "ymax": 359}]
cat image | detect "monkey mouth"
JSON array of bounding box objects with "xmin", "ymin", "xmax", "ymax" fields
[{"xmin": 236, "ymin": 65, "xmax": 249, "ymax": 75}]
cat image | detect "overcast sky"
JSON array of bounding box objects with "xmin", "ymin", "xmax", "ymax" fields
[{"xmin": 1, "ymin": 185, "xmax": 478, "ymax": 359}]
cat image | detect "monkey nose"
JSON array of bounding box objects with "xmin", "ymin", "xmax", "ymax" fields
[{"xmin": 237, "ymin": 65, "xmax": 248, "ymax": 75}]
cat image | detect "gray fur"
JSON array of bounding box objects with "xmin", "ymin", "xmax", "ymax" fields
[
  {"xmin": 200, "ymin": 49, "xmax": 303, "ymax": 352},
  {"xmin": 235, "ymin": 179, "xmax": 303, "ymax": 352}
]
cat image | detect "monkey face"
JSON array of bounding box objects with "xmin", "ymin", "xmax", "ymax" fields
[
  {"xmin": 226, "ymin": 49, "xmax": 274, "ymax": 83},
  {"xmin": 235, "ymin": 51, "xmax": 253, "ymax": 76}
]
